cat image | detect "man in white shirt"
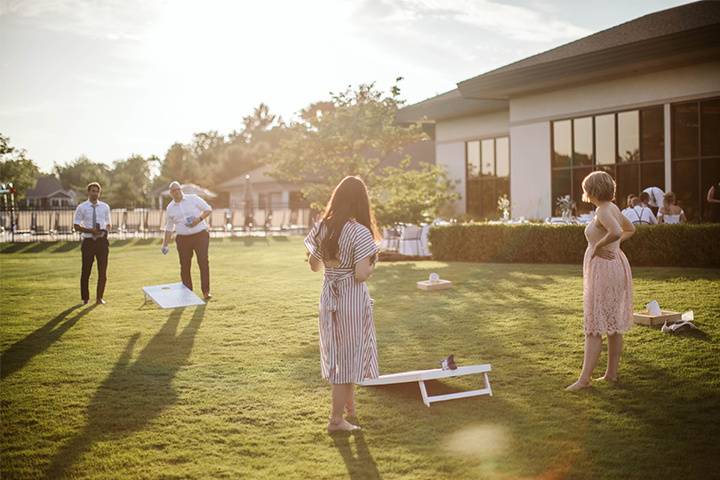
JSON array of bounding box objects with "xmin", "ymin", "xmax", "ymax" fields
[
  {"xmin": 161, "ymin": 181, "xmax": 213, "ymax": 299},
  {"xmin": 622, "ymin": 196, "xmax": 657, "ymax": 225},
  {"xmin": 642, "ymin": 186, "xmax": 665, "ymax": 216},
  {"xmin": 73, "ymin": 182, "xmax": 112, "ymax": 305}
]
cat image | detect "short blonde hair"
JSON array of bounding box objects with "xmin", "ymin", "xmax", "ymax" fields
[
  {"xmin": 582, "ymin": 171, "xmax": 615, "ymax": 202},
  {"xmin": 664, "ymin": 191, "xmax": 676, "ymax": 205}
]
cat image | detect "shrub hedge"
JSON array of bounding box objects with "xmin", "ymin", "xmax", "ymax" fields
[{"xmin": 428, "ymin": 223, "xmax": 720, "ymax": 267}]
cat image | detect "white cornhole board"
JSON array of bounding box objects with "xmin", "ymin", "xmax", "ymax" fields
[
  {"xmin": 360, "ymin": 364, "xmax": 492, "ymax": 407},
  {"xmin": 142, "ymin": 283, "xmax": 205, "ymax": 309}
]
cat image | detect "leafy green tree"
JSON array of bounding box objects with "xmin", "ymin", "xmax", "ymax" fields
[
  {"xmin": 0, "ymin": 134, "xmax": 42, "ymax": 201},
  {"xmin": 269, "ymin": 80, "xmax": 455, "ymax": 224},
  {"xmin": 373, "ymin": 159, "xmax": 458, "ymax": 226},
  {"xmin": 106, "ymin": 154, "xmax": 156, "ymax": 208},
  {"xmin": 54, "ymin": 155, "xmax": 110, "ymax": 195}
]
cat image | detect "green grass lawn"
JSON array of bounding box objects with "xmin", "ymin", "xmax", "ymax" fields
[{"xmin": 1, "ymin": 237, "xmax": 719, "ymax": 480}]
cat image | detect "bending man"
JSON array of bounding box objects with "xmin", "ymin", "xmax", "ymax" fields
[{"xmin": 161, "ymin": 181, "xmax": 213, "ymax": 300}]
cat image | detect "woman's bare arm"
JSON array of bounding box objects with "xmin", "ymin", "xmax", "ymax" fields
[
  {"xmin": 618, "ymin": 210, "xmax": 636, "ymax": 242},
  {"xmin": 354, "ymin": 257, "xmax": 375, "ymax": 282}
]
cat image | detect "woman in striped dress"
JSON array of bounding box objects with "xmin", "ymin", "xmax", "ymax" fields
[{"xmin": 304, "ymin": 176, "xmax": 381, "ymax": 433}]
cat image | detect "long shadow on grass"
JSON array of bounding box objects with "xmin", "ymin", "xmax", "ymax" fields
[
  {"xmin": 332, "ymin": 431, "xmax": 381, "ymax": 480},
  {"xmin": 0, "ymin": 304, "xmax": 96, "ymax": 380},
  {"xmin": 46, "ymin": 305, "xmax": 205, "ymax": 477}
]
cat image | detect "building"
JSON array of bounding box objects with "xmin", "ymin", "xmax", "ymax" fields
[
  {"xmin": 25, "ymin": 175, "xmax": 76, "ymax": 208},
  {"xmin": 398, "ymin": 1, "xmax": 720, "ymax": 222}
]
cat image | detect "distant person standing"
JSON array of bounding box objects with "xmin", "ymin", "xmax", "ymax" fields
[
  {"xmin": 622, "ymin": 196, "xmax": 657, "ymax": 225},
  {"xmin": 73, "ymin": 182, "xmax": 112, "ymax": 305},
  {"xmin": 642, "ymin": 186, "xmax": 665, "ymax": 216},
  {"xmin": 707, "ymin": 181, "xmax": 720, "ymax": 223},
  {"xmin": 161, "ymin": 181, "xmax": 213, "ymax": 300},
  {"xmin": 658, "ymin": 192, "xmax": 686, "ymax": 224}
]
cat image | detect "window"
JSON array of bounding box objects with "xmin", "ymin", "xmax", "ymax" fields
[
  {"xmin": 671, "ymin": 97, "xmax": 720, "ymax": 221},
  {"xmin": 466, "ymin": 136, "xmax": 510, "ymax": 219},
  {"xmin": 551, "ymin": 106, "xmax": 665, "ymax": 215}
]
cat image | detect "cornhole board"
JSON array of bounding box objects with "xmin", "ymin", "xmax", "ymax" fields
[
  {"xmin": 417, "ymin": 279, "xmax": 453, "ymax": 291},
  {"xmin": 360, "ymin": 364, "xmax": 492, "ymax": 407},
  {"xmin": 142, "ymin": 283, "xmax": 205, "ymax": 309},
  {"xmin": 633, "ymin": 309, "xmax": 682, "ymax": 326}
]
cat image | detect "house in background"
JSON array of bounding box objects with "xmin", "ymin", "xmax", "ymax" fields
[
  {"xmin": 398, "ymin": 1, "xmax": 720, "ymax": 221},
  {"xmin": 25, "ymin": 175, "xmax": 76, "ymax": 208}
]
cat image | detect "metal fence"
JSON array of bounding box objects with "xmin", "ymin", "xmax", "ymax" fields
[{"xmin": 0, "ymin": 206, "xmax": 314, "ymax": 242}]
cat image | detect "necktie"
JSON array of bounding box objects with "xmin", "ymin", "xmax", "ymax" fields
[{"xmin": 92, "ymin": 204, "xmax": 97, "ymax": 239}]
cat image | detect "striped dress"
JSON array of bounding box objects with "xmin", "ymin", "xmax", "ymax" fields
[{"xmin": 304, "ymin": 220, "xmax": 380, "ymax": 384}]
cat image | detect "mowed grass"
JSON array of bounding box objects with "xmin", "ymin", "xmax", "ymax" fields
[{"xmin": 1, "ymin": 237, "xmax": 719, "ymax": 480}]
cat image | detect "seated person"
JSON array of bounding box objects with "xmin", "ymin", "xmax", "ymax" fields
[
  {"xmin": 658, "ymin": 191, "xmax": 686, "ymax": 224},
  {"xmin": 622, "ymin": 196, "xmax": 657, "ymax": 225}
]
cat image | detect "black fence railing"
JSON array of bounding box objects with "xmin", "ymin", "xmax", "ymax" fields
[{"xmin": 0, "ymin": 205, "xmax": 314, "ymax": 242}]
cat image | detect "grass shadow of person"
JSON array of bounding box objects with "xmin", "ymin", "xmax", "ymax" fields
[
  {"xmin": 45, "ymin": 304, "xmax": 206, "ymax": 478},
  {"xmin": 1, "ymin": 304, "xmax": 96, "ymax": 380},
  {"xmin": 332, "ymin": 430, "xmax": 382, "ymax": 480},
  {"xmin": 51, "ymin": 242, "xmax": 80, "ymax": 253}
]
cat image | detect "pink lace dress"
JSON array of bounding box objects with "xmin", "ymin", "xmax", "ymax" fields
[{"xmin": 583, "ymin": 218, "xmax": 634, "ymax": 336}]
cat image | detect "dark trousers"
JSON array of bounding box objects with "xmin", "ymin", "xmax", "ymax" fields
[
  {"xmin": 81, "ymin": 237, "xmax": 109, "ymax": 301},
  {"xmin": 176, "ymin": 230, "xmax": 210, "ymax": 295}
]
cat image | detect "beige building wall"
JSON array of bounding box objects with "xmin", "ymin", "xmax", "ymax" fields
[
  {"xmin": 510, "ymin": 61, "xmax": 720, "ymax": 124},
  {"xmin": 436, "ymin": 142, "xmax": 467, "ymax": 214},
  {"xmin": 509, "ymin": 122, "xmax": 551, "ymax": 219},
  {"xmin": 435, "ymin": 111, "xmax": 509, "ymax": 143}
]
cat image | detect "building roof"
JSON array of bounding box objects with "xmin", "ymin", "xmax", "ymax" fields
[
  {"xmin": 458, "ymin": 1, "xmax": 720, "ymax": 98},
  {"xmin": 217, "ymin": 165, "xmax": 284, "ymax": 191},
  {"xmin": 26, "ymin": 175, "xmax": 75, "ymax": 199},
  {"xmin": 396, "ymin": 89, "xmax": 508, "ymax": 123},
  {"xmin": 400, "ymin": 1, "xmax": 720, "ymax": 120}
]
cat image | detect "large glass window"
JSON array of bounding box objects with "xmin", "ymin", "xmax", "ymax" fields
[
  {"xmin": 551, "ymin": 106, "xmax": 665, "ymax": 216},
  {"xmin": 466, "ymin": 136, "xmax": 510, "ymax": 219},
  {"xmin": 595, "ymin": 114, "xmax": 615, "ymax": 165},
  {"xmin": 671, "ymin": 97, "xmax": 720, "ymax": 221}
]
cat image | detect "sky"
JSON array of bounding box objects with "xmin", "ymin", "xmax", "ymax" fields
[{"xmin": 0, "ymin": 0, "xmax": 692, "ymax": 172}]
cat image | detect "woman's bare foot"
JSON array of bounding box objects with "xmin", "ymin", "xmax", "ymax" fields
[
  {"xmin": 327, "ymin": 418, "xmax": 361, "ymax": 433},
  {"xmin": 595, "ymin": 375, "xmax": 618, "ymax": 383},
  {"xmin": 565, "ymin": 379, "xmax": 592, "ymax": 391}
]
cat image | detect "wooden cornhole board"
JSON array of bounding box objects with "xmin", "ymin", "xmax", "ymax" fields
[
  {"xmin": 417, "ymin": 279, "xmax": 453, "ymax": 291},
  {"xmin": 142, "ymin": 282, "xmax": 205, "ymax": 309},
  {"xmin": 360, "ymin": 364, "xmax": 492, "ymax": 407},
  {"xmin": 633, "ymin": 309, "xmax": 682, "ymax": 326}
]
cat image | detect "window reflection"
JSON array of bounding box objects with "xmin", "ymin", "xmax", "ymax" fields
[
  {"xmin": 573, "ymin": 117, "xmax": 593, "ymax": 166},
  {"xmin": 496, "ymin": 137, "xmax": 510, "ymax": 177},
  {"xmin": 701, "ymin": 99, "xmax": 720, "ymax": 157},
  {"xmin": 467, "ymin": 141, "xmax": 480, "ymax": 178},
  {"xmin": 481, "ymin": 139, "xmax": 495, "ymax": 176},
  {"xmin": 617, "ymin": 111, "xmax": 639, "ymax": 162},
  {"xmin": 553, "ymin": 120, "xmax": 571, "ymax": 168},
  {"xmin": 641, "ymin": 107, "xmax": 664, "ymax": 161},
  {"xmin": 672, "ymin": 103, "xmax": 699, "ymax": 159},
  {"xmin": 595, "ymin": 114, "xmax": 615, "ymax": 165}
]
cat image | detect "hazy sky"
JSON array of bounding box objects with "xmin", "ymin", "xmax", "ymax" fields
[{"xmin": 0, "ymin": 0, "xmax": 691, "ymax": 171}]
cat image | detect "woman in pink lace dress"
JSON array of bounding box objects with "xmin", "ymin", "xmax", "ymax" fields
[{"xmin": 567, "ymin": 171, "xmax": 636, "ymax": 391}]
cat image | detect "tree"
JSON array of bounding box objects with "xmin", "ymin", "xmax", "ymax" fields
[
  {"xmin": 0, "ymin": 133, "xmax": 41, "ymax": 201},
  {"xmin": 373, "ymin": 159, "xmax": 458, "ymax": 226},
  {"xmin": 106, "ymin": 154, "xmax": 156, "ymax": 208},
  {"xmin": 54, "ymin": 156, "xmax": 110, "ymax": 194},
  {"xmin": 269, "ymin": 80, "xmax": 456, "ymax": 224}
]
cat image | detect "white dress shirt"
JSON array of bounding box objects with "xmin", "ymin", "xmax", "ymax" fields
[
  {"xmin": 642, "ymin": 187, "xmax": 665, "ymax": 209},
  {"xmin": 74, "ymin": 200, "xmax": 112, "ymax": 239},
  {"xmin": 622, "ymin": 206, "xmax": 657, "ymax": 225},
  {"xmin": 165, "ymin": 194, "xmax": 211, "ymax": 235}
]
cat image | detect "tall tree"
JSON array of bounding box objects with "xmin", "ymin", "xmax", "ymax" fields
[
  {"xmin": 106, "ymin": 154, "xmax": 156, "ymax": 208},
  {"xmin": 0, "ymin": 133, "xmax": 41, "ymax": 201},
  {"xmin": 54, "ymin": 155, "xmax": 110, "ymax": 194},
  {"xmin": 270, "ymin": 80, "xmax": 456, "ymax": 224}
]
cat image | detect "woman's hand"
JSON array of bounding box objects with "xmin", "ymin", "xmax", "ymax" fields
[{"xmin": 591, "ymin": 245, "xmax": 615, "ymax": 260}]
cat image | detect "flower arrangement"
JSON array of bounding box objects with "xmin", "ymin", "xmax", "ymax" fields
[
  {"xmin": 497, "ymin": 194, "xmax": 510, "ymax": 221},
  {"xmin": 556, "ymin": 194, "xmax": 575, "ymax": 221}
]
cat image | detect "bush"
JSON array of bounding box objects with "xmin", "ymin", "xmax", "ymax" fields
[{"xmin": 428, "ymin": 223, "xmax": 720, "ymax": 267}]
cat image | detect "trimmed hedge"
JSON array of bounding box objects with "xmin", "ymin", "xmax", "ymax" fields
[{"xmin": 428, "ymin": 223, "xmax": 720, "ymax": 267}]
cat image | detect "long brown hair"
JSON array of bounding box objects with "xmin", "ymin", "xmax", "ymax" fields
[{"xmin": 316, "ymin": 176, "xmax": 381, "ymax": 261}]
